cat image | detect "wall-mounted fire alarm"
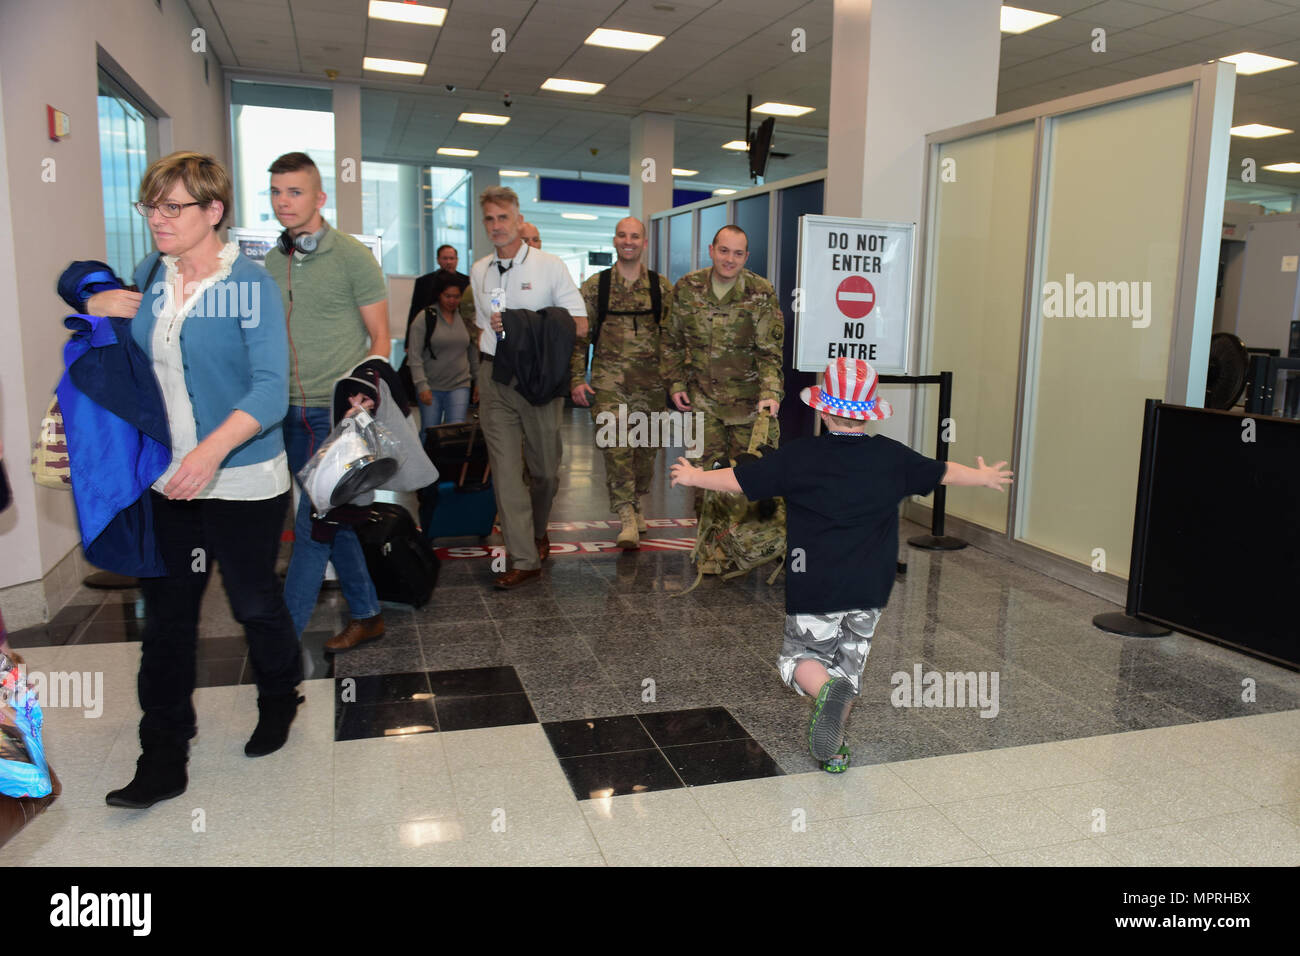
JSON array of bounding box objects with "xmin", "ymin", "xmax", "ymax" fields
[{"xmin": 47, "ymin": 106, "xmax": 70, "ymax": 141}]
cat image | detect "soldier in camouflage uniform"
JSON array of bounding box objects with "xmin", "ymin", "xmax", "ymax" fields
[
  {"xmin": 572, "ymin": 216, "xmax": 673, "ymax": 549},
  {"xmin": 661, "ymin": 225, "xmax": 784, "ymax": 508}
]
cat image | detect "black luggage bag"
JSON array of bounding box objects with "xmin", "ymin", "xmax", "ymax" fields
[{"xmin": 355, "ymin": 503, "xmax": 439, "ymax": 608}]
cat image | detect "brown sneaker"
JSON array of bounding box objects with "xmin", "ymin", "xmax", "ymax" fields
[
  {"xmin": 494, "ymin": 568, "xmax": 541, "ymax": 590},
  {"xmin": 536, "ymin": 536, "xmax": 550, "ymax": 563},
  {"xmin": 323, "ymin": 614, "xmax": 385, "ymax": 654}
]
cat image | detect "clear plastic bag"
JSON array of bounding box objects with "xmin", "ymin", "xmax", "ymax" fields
[
  {"xmin": 0, "ymin": 651, "xmax": 52, "ymax": 800},
  {"xmin": 296, "ymin": 409, "xmax": 399, "ymax": 515}
]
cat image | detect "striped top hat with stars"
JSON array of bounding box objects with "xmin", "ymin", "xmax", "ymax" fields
[{"xmin": 800, "ymin": 357, "xmax": 893, "ymax": 421}]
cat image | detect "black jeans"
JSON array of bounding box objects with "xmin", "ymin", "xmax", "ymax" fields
[{"xmin": 138, "ymin": 491, "xmax": 301, "ymax": 744}]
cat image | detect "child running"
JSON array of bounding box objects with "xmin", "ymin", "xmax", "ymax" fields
[{"xmin": 670, "ymin": 358, "xmax": 1012, "ymax": 772}]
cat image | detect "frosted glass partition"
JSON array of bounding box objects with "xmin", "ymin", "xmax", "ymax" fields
[
  {"xmin": 668, "ymin": 211, "xmax": 693, "ymax": 283},
  {"xmin": 918, "ymin": 122, "xmax": 1036, "ymax": 533},
  {"xmin": 1018, "ymin": 85, "xmax": 1194, "ymax": 576},
  {"xmin": 697, "ymin": 203, "xmax": 727, "ymax": 269}
]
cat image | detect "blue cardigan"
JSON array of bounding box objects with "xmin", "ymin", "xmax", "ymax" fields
[{"xmin": 130, "ymin": 251, "xmax": 289, "ymax": 467}]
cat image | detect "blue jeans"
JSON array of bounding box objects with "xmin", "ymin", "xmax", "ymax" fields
[
  {"xmin": 418, "ymin": 386, "xmax": 471, "ymax": 431},
  {"xmin": 282, "ymin": 405, "xmax": 381, "ymax": 635}
]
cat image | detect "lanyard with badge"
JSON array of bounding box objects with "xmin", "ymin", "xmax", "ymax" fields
[{"xmin": 488, "ymin": 242, "xmax": 529, "ymax": 342}]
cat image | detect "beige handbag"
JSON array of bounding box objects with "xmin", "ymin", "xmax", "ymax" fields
[{"xmin": 30, "ymin": 396, "xmax": 72, "ymax": 490}]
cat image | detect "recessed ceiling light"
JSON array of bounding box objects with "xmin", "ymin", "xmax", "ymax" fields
[
  {"xmin": 712, "ymin": 188, "xmax": 737, "ymax": 195},
  {"xmin": 585, "ymin": 28, "xmax": 664, "ymax": 52},
  {"xmin": 752, "ymin": 102, "xmax": 815, "ymax": 117},
  {"xmin": 1000, "ymin": 6, "xmax": 1059, "ymax": 34},
  {"xmin": 437, "ymin": 147, "xmax": 479, "ymax": 157},
  {"xmin": 368, "ymin": 1, "xmax": 445, "ymax": 26},
  {"xmin": 722, "ymin": 140, "xmax": 748, "ymax": 150},
  {"xmin": 561, "ymin": 212, "xmax": 599, "ymax": 220},
  {"xmin": 1263, "ymin": 162, "xmax": 1300, "ymax": 172},
  {"xmin": 499, "ymin": 170, "xmax": 531, "ymax": 177},
  {"xmin": 672, "ymin": 168, "xmax": 698, "ymax": 176},
  {"xmin": 1231, "ymin": 123, "xmax": 1293, "ymax": 138},
  {"xmin": 459, "ymin": 112, "xmax": 510, "ymax": 125},
  {"xmin": 541, "ymin": 77, "xmax": 605, "ymax": 95},
  {"xmin": 363, "ymin": 57, "xmax": 426, "ymax": 76},
  {"xmin": 1219, "ymin": 52, "xmax": 1297, "ymax": 75}
]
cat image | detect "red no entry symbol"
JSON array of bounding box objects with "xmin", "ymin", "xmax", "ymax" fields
[{"xmin": 836, "ymin": 275, "xmax": 876, "ymax": 319}]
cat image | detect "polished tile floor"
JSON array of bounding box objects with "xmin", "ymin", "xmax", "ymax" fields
[{"xmin": 6, "ymin": 409, "xmax": 1300, "ymax": 865}]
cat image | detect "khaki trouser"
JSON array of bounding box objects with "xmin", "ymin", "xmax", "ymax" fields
[{"xmin": 477, "ymin": 361, "xmax": 563, "ymax": 571}]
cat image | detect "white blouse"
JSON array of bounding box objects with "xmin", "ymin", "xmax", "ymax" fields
[{"xmin": 151, "ymin": 242, "xmax": 290, "ymax": 501}]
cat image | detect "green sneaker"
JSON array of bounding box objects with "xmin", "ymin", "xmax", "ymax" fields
[
  {"xmin": 822, "ymin": 744, "xmax": 851, "ymax": 774},
  {"xmin": 808, "ymin": 677, "xmax": 855, "ymax": 762}
]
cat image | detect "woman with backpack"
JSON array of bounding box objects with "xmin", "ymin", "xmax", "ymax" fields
[{"xmin": 406, "ymin": 272, "xmax": 478, "ymax": 433}]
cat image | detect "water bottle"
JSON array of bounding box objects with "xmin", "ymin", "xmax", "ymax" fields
[{"xmin": 490, "ymin": 288, "xmax": 505, "ymax": 342}]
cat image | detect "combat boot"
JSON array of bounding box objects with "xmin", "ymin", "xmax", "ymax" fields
[
  {"xmin": 633, "ymin": 502, "xmax": 648, "ymax": 533},
  {"xmin": 617, "ymin": 505, "xmax": 640, "ymax": 549}
]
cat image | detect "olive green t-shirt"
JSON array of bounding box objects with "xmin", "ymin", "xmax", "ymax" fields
[{"xmin": 263, "ymin": 222, "xmax": 388, "ymax": 407}]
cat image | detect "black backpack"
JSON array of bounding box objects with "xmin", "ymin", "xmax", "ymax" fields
[
  {"xmin": 397, "ymin": 306, "xmax": 440, "ymax": 407},
  {"xmin": 591, "ymin": 268, "xmax": 664, "ymax": 347},
  {"xmin": 354, "ymin": 503, "xmax": 439, "ymax": 608}
]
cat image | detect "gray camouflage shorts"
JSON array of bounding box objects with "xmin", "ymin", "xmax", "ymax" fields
[{"xmin": 780, "ymin": 609, "xmax": 882, "ymax": 697}]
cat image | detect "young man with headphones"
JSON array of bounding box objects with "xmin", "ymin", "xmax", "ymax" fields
[{"xmin": 264, "ymin": 152, "xmax": 391, "ymax": 653}]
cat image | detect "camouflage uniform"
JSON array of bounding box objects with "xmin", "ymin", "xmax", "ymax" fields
[
  {"xmin": 573, "ymin": 265, "xmax": 673, "ymax": 513},
  {"xmin": 660, "ymin": 267, "xmax": 784, "ymax": 472}
]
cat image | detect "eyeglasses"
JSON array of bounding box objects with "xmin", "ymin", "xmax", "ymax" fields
[{"xmin": 134, "ymin": 201, "xmax": 204, "ymax": 219}]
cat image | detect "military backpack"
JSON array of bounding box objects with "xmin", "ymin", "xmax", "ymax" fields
[{"xmin": 682, "ymin": 413, "xmax": 786, "ymax": 594}]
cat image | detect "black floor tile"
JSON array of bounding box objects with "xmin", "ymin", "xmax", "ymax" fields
[
  {"xmin": 636, "ymin": 706, "xmax": 751, "ymax": 747},
  {"xmin": 661, "ymin": 738, "xmax": 783, "ymax": 786},
  {"xmin": 543, "ymin": 714, "xmax": 655, "ymax": 758},
  {"xmin": 194, "ymin": 657, "xmax": 246, "ymax": 688},
  {"xmin": 92, "ymin": 599, "xmax": 147, "ymax": 623},
  {"xmin": 335, "ymin": 699, "xmax": 439, "ymax": 741},
  {"xmin": 337, "ymin": 671, "xmax": 434, "ymax": 705},
  {"xmin": 557, "ymin": 749, "xmax": 685, "ymax": 800},
  {"xmin": 434, "ymin": 692, "xmax": 537, "ymax": 731},
  {"xmin": 195, "ymin": 635, "xmax": 249, "ymax": 660},
  {"xmin": 427, "ymin": 665, "xmax": 523, "ymax": 697},
  {"xmin": 72, "ymin": 618, "xmax": 146, "ymax": 644}
]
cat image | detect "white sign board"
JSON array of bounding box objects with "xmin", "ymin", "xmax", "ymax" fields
[
  {"xmin": 794, "ymin": 215, "xmax": 915, "ymax": 374},
  {"xmin": 228, "ymin": 227, "xmax": 383, "ymax": 268}
]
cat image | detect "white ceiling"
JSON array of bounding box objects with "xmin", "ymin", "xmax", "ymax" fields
[{"xmin": 188, "ymin": 0, "xmax": 1300, "ymax": 192}]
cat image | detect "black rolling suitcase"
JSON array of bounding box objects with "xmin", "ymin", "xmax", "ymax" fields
[
  {"xmin": 355, "ymin": 503, "xmax": 439, "ymax": 608},
  {"xmin": 419, "ymin": 416, "xmax": 496, "ymax": 538}
]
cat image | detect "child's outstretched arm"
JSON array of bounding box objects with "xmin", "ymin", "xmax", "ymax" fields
[
  {"xmin": 942, "ymin": 457, "xmax": 1013, "ymax": 491},
  {"xmin": 671, "ymin": 457, "xmax": 742, "ymax": 493}
]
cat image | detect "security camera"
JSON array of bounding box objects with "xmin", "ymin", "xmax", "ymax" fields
[
  {"xmin": 445, "ymin": 84, "xmax": 456, "ymax": 92},
  {"xmin": 503, "ymin": 91, "xmax": 512, "ymax": 108}
]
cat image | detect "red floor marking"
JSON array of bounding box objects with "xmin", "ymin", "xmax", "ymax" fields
[{"xmin": 434, "ymin": 534, "xmax": 697, "ymax": 561}]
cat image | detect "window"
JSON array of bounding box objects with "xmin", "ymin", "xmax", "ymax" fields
[
  {"xmin": 424, "ymin": 166, "xmax": 471, "ymax": 275},
  {"xmin": 230, "ymin": 81, "xmax": 334, "ymax": 230},
  {"xmin": 97, "ymin": 69, "xmax": 156, "ymax": 281}
]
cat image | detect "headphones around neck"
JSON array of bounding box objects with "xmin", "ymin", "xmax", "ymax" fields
[{"xmin": 278, "ymin": 228, "xmax": 319, "ymax": 255}]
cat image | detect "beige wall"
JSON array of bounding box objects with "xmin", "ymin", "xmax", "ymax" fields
[{"xmin": 0, "ymin": 0, "xmax": 227, "ymax": 596}]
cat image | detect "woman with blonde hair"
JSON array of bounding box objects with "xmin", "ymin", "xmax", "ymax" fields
[{"xmin": 77, "ymin": 152, "xmax": 302, "ymax": 808}]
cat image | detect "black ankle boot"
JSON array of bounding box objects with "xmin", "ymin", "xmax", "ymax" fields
[
  {"xmin": 245, "ymin": 692, "xmax": 306, "ymax": 757},
  {"xmin": 105, "ymin": 740, "xmax": 188, "ymax": 809}
]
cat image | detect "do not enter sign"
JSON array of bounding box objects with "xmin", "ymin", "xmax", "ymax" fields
[
  {"xmin": 836, "ymin": 275, "xmax": 876, "ymax": 319},
  {"xmin": 794, "ymin": 215, "xmax": 914, "ymax": 373}
]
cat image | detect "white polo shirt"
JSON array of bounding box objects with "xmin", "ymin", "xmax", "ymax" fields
[{"xmin": 469, "ymin": 242, "xmax": 586, "ymax": 357}]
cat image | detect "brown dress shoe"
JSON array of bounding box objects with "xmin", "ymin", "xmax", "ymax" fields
[
  {"xmin": 494, "ymin": 568, "xmax": 541, "ymax": 590},
  {"xmin": 323, "ymin": 614, "xmax": 385, "ymax": 654},
  {"xmin": 536, "ymin": 536, "xmax": 550, "ymax": 562}
]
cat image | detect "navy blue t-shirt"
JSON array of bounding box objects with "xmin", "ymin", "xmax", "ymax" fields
[{"xmin": 734, "ymin": 432, "xmax": 946, "ymax": 614}]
